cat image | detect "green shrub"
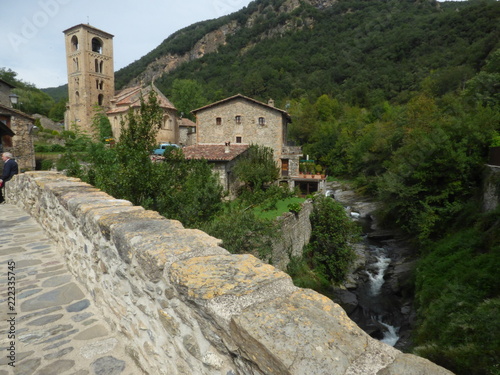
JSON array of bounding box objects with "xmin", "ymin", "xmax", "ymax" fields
[
  {"xmin": 288, "ymin": 202, "xmax": 302, "ymax": 214},
  {"xmin": 414, "ymin": 218, "xmax": 500, "ymax": 375},
  {"xmin": 34, "ymin": 144, "xmax": 49, "ymax": 152},
  {"xmin": 50, "ymin": 144, "xmax": 65, "ymax": 152},
  {"xmin": 307, "ymin": 195, "xmax": 359, "ymax": 285},
  {"xmin": 61, "ymin": 130, "xmax": 76, "ymax": 139},
  {"xmin": 491, "ymin": 132, "xmax": 500, "ymax": 147},
  {"xmin": 40, "ymin": 159, "xmax": 53, "ymax": 170},
  {"xmin": 287, "ymin": 254, "xmax": 332, "ymax": 297}
]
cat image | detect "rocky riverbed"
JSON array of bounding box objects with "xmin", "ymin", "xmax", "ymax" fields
[{"xmin": 327, "ymin": 182, "xmax": 417, "ymax": 351}]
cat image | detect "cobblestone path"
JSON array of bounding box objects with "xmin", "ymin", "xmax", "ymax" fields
[{"xmin": 0, "ymin": 204, "xmax": 142, "ymax": 375}]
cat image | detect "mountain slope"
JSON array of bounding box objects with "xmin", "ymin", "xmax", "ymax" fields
[{"xmin": 115, "ymin": 0, "xmax": 499, "ymax": 106}]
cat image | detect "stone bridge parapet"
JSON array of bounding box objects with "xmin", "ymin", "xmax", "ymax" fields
[{"xmin": 5, "ymin": 171, "xmax": 454, "ymax": 375}]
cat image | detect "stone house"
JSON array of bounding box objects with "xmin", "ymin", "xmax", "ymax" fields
[
  {"xmin": 0, "ymin": 79, "xmax": 36, "ymax": 171},
  {"xmin": 106, "ymin": 84, "xmax": 179, "ymax": 145},
  {"xmin": 183, "ymin": 143, "xmax": 249, "ymax": 195},
  {"xmin": 178, "ymin": 117, "xmax": 197, "ymax": 146},
  {"xmin": 191, "ymin": 94, "xmax": 303, "ymax": 188}
]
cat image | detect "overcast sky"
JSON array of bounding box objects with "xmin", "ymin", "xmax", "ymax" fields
[{"xmin": 0, "ymin": 0, "xmax": 254, "ymax": 89}]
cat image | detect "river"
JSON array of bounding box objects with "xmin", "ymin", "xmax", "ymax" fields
[{"xmin": 329, "ymin": 183, "xmax": 416, "ymax": 351}]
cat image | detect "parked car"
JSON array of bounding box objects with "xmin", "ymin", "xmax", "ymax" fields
[{"xmin": 152, "ymin": 143, "xmax": 180, "ymax": 155}]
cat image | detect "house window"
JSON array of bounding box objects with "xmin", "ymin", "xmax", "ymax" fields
[
  {"xmin": 216, "ymin": 117, "xmax": 222, "ymax": 125},
  {"xmin": 236, "ymin": 136, "xmax": 242, "ymax": 143},
  {"xmin": 258, "ymin": 117, "xmax": 265, "ymax": 125},
  {"xmin": 235, "ymin": 115, "xmax": 241, "ymax": 124}
]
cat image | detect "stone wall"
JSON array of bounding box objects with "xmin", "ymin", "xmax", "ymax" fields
[
  {"xmin": 5, "ymin": 171, "xmax": 454, "ymax": 375},
  {"xmin": 272, "ymin": 200, "xmax": 313, "ymax": 271}
]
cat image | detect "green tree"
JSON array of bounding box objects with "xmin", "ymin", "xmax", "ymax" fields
[
  {"xmin": 170, "ymin": 79, "xmax": 207, "ymax": 120},
  {"xmin": 78, "ymin": 89, "xmax": 224, "ymax": 228},
  {"xmin": 48, "ymin": 98, "xmax": 67, "ymax": 122},
  {"xmin": 306, "ymin": 195, "xmax": 359, "ymax": 284},
  {"xmin": 91, "ymin": 105, "xmax": 113, "ymax": 141},
  {"xmin": 233, "ymin": 144, "xmax": 279, "ymax": 192},
  {"xmin": 202, "ymin": 204, "xmax": 279, "ymax": 260}
]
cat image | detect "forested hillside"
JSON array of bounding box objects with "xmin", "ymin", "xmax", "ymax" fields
[{"xmin": 116, "ymin": 0, "xmax": 498, "ymax": 107}]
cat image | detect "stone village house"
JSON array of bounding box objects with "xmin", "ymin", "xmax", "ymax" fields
[
  {"xmin": 190, "ymin": 94, "xmax": 309, "ymax": 191},
  {"xmin": 183, "ymin": 143, "xmax": 250, "ymax": 196},
  {"xmin": 0, "ymin": 78, "xmax": 36, "ymax": 172}
]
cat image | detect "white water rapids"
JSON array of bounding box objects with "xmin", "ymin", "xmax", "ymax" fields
[
  {"xmin": 366, "ymin": 246, "xmax": 400, "ymax": 346},
  {"xmin": 367, "ymin": 247, "xmax": 392, "ymax": 296}
]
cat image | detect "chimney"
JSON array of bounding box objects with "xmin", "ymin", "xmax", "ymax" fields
[
  {"xmin": 224, "ymin": 141, "xmax": 231, "ymax": 153},
  {"xmin": 268, "ymin": 99, "xmax": 274, "ymax": 107}
]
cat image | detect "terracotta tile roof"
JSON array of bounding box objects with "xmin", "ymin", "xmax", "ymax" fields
[
  {"xmin": 107, "ymin": 84, "xmax": 176, "ymax": 115},
  {"xmin": 183, "ymin": 144, "xmax": 249, "ymax": 161},
  {"xmin": 191, "ymin": 93, "xmax": 291, "ymax": 121},
  {"xmin": 178, "ymin": 117, "xmax": 196, "ymax": 127}
]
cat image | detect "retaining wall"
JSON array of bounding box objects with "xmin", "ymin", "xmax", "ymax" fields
[
  {"xmin": 272, "ymin": 201, "xmax": 313, "ymax": 271},
  {"xmin": 5, "ymin": 171, "xmax": 454, "ymax": 375}
]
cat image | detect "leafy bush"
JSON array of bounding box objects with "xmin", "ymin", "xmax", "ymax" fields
[
  {"xmin": 414, "ymin": 214, "xmax": 500, "ymax": 375},
  {"xmin": 234, "ymin": 144, "xmax": 280, "ymax": 192},
  {"xmin": 202, "ymin": 204, "xmax": 279, "ymax": 260},
  {"xmin": 40, "ymin": 159, "xmax": 53, "ymax": 170},
  {"xmin": 34, "ymin": 144, "xmax": 49, "ymax": 152},
  {"xmin": 287, "ymin": 202, "xmax": 302, "ymax": 214},
  {"xmin": 56, "ymin": 152, "xmax": 81, "ymax": 175},
  {"xmin": 306, "ymin": 195, "xmax": 359, "ymax": 284},
  {"xmin": 50, "ymin": 144, "xmax": 65, "ymax": 152},
  {"xmin": 287, "ymin": 255, "xmax": 332, "ymax": 297}
]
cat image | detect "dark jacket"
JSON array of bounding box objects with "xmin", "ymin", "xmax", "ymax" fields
[{"xmin": 2, "ymin": 158, "xmax": 19, "ymax": 182}]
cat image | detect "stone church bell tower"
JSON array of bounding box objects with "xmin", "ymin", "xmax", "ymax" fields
[{"xmin": 63, "ymin": 24, "xmax": 114, "ymax": 136}]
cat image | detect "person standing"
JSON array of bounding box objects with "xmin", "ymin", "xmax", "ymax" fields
[{"xmin": 0, "ymin": 152, "xmax": 19, "ymax": 203}]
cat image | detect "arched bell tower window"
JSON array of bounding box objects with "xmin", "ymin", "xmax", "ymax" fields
[
  {"xmin": 71, "ymin": 35, "xmax": 79, "ymax": 51},
  {"xmin": 75, "ymin": 91, "xmax": 80, "ymax": 103},
  {"xmin": 91, "ymin": 37, "xmax": 103, "ymax": 54},
  {"xmin": 95, "ymin": 59, "xmax": 104, "ymax": 73},
  {"xmin": 98, "ymin": 94, "xmax": 104, "ymax": 106}
]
